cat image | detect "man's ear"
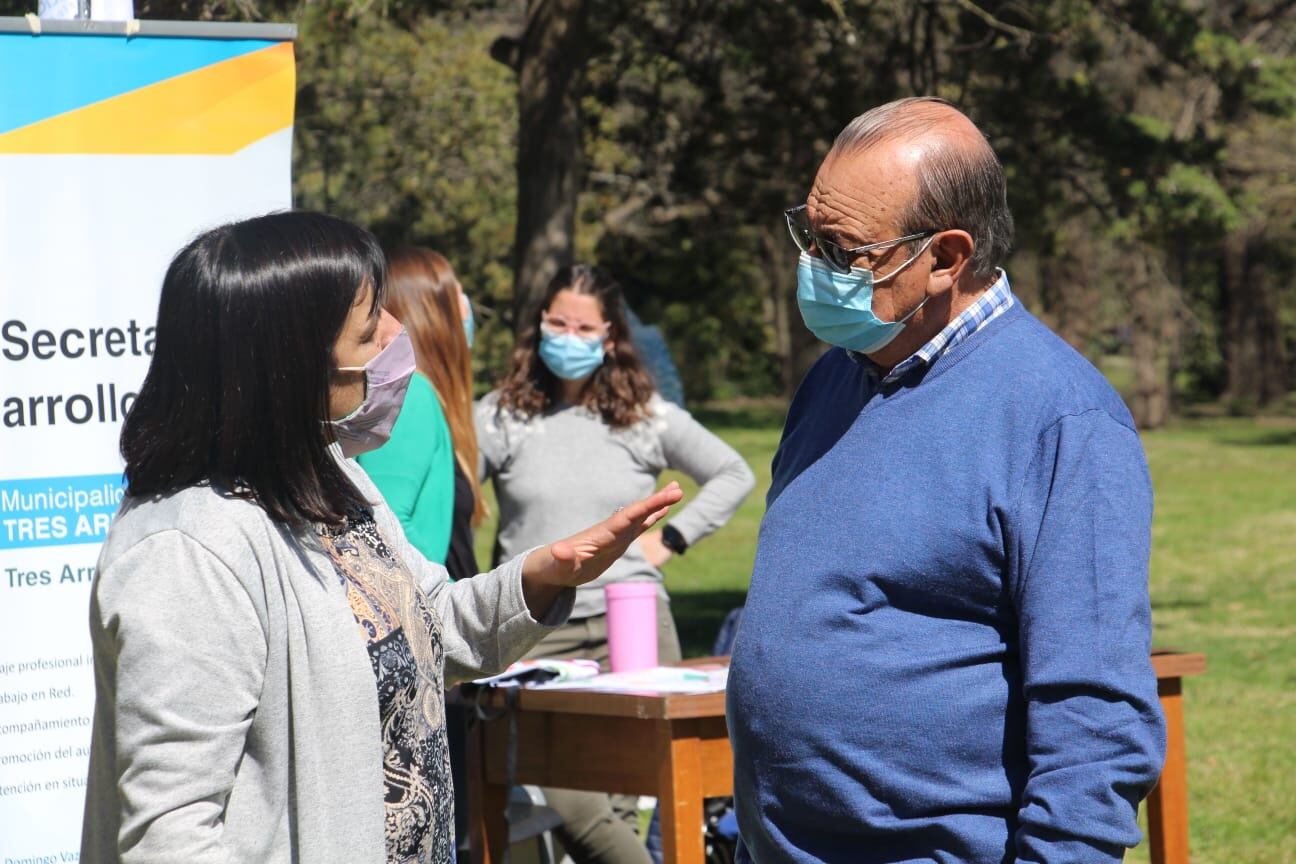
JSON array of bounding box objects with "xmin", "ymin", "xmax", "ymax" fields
[{"xmin": 930, "ymin": 229, "xmax": 975, "ymax": 285}]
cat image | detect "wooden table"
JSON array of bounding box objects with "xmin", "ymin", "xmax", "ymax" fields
[
  {"xmin": 469, "ymin": 651, "xmax": 1205, "ymax": 864},
  {"xmin": 1148, "ymin": 649, "xmax": 1208, "ymax": 864}
]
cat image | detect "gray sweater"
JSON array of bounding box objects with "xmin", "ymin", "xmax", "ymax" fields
[
  {"xmin": 477, "ymin": 393, "xmax": 755, "ymax": 618},
  {"xmin": 81, "ymin": 450, "xmax": 571, "ymax": 864}
]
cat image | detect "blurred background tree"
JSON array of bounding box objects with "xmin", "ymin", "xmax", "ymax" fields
[{"xmin": 6, "ymin": 0, "xmax": 1291, "ymax": 422}]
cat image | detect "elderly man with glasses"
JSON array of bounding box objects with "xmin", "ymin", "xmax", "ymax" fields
[{"xmin": 727, "ymin": 97, "xmax": 1166, "ymax": 863}]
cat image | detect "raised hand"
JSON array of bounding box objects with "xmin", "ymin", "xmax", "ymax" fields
[{"xmin": 520, "ymin": 482, "xmax": 683, "ymax": 617}]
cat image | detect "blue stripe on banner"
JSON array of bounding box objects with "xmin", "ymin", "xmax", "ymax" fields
[
  {"xmin": 0, "ymin": 34, "xmax": 277, "ymax": 136},
  {"xmin": 0, "ymin": 473, "xmax": 125, "ymax": 549}
]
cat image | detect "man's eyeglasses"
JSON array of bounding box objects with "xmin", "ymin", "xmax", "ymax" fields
[
  {"xmin": 540, "ymin": 315, "xmax": 609, "ymax": 344},
  {"xmin": 784, "ymin": 204, "xmax": 935, "ymax": 274}
]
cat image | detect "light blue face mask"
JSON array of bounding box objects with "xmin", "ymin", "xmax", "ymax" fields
[
  {"xmin": 462, "ymin": 302, "xmax": 475, "ymax": 349},
  {"xmin": 795, "ymin": 239, "xmax": 935, "ymax": 354},
  {"xmin": 539, "ymin": 332, "xmax": 606, "ymax": 381}
]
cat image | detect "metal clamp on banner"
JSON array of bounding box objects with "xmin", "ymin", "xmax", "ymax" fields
[
  {"xmin": 125, "ymin": 18, "xmax": 140, "ymax": 36},
  {"xmin": 24, "ymin": 12, "xmax": 41, "ymax": 34}
]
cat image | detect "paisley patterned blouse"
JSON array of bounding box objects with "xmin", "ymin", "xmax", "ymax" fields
[{"xmin": 317, "ymin": 509, "xmax": 455, "ymax": 864}]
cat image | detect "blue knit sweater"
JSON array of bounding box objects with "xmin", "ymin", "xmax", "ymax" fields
[{"xmin": 727, "ymin": 301, "xmax": 1166, "ymax": 863}]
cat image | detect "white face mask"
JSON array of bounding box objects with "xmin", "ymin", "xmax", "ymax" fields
[{"xmin": 329, "ymin": 329, "xmax": 416, "ymax": 458}]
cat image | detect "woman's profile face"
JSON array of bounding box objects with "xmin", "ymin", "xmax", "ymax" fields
[
  {"xmin": 542, "ymin": 289, "xmax": 614, "ymax": 354},
  {"xmin": 329, "ymin": 282, "xmax": 401, "ymax": 420}
]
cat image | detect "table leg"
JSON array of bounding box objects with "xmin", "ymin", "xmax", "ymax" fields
[
  {"xmin": 469, "ymin": 716, "xmax": 509, "ymax": 864},
  {"xmin": 657, "ymin": 719, "xmax": 705, "ymax": 864},
  {"xmin": 1147, "ymin": 677, "xmax": 1190, "ymax": 864}
]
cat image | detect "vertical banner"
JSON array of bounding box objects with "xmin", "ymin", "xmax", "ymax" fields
[{"xmin": 0, "ymin": 21, "xmax": 295, "ymax": 859}]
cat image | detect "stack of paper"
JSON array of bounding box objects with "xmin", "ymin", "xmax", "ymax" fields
[
  {"xmin": 471, "ymin": 658, "xmax": 601, "ymax": 689},
  {"xmin": 535, "ymin": 665, "xmax": 728, "ymax": 694}
]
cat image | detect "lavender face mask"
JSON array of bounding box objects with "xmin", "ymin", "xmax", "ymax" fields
[{"xmin": 330, "ymin": 329, "xmax": 416, "ymax": 458}]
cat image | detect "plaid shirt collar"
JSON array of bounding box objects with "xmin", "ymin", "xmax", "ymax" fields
[{"xmin": 851, "ymin": 270, "xmax": 1015, "ymax": 385}]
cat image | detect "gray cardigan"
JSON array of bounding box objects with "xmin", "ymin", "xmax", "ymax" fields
[{"xmin": 81, "ymin": 452, "xmax": 571, "ymax": 863}]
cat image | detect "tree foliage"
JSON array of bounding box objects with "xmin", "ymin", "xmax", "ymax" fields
[
  {"xmin": 290, "ymin": 4, "xmax": 523, "ymax": 376},
  {"xmin": 565, "ymin": 0, "xmax": 1296, "ymax": 415},
  {"xmin": 5, "ymin": 0, "xmax": 1292, "ymax": 419}
]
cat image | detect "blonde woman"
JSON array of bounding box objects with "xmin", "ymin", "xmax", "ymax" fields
[{"xmin": 358, "ymin": 247, "xmax": 486, "ymax": 582}]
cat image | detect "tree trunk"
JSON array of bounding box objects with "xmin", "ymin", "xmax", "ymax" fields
[
  {"xmin": 1220, "ymin": 230, "xmax": 1288, "ymax": 411},
  {"xmin": 761, "ymin": 226, "xmax": 823, "ymax": 398},
  {"xmin": 508, "ymin": 0, "xmax": 588, "ymax": 332},
  {"xmin": 1128, "ymin": 249, "xmax": 1173, "ymax": 430},
  {"xmin": 1049, "ymin": 222, "xmax": 1100, "ymax": 360}
]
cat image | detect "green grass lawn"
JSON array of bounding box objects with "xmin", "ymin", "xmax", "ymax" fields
[{"xmin": 476, "ymin": 408, "xmax": 1296, "ymax": 863}]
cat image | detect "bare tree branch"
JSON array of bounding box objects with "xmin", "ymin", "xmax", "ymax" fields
[{"xmin": 942, "ymin": 0, "xmax": 1033, "ymax": 45}]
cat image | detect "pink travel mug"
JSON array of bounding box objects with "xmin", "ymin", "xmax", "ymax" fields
[{"xmin": 604, "ymin": 582, "xmax": 659, "ymax": 673}]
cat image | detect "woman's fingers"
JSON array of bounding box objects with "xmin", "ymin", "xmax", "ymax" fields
[
  {"xmin": 642, "ymin": 505, "xmax": 672, "ymax": 529},
  {"xmin": 525, "ymin": 482, "xmax": 685, "ymax": 594},
  {"xmin": 600, "ymin": 487, "xmax": 681, "ymax": 548},
  {"xmin": 609, "ymin": 483, "xmax": 683, "ymax": 529},
  {"xmin": 550, "ymin": 539, "xmax": 576, "ymax": 564}
]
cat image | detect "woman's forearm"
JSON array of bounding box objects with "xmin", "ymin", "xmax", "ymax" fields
[{"xmin": 520, "ymin": 546, "xmax": 566, "ymax": 619}]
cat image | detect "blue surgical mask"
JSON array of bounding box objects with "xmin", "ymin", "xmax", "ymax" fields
[
  {"xmin": 462, "ymin": 302, "xmax": 475, "ymax": 349},
  {"xmin": 539, "ymin": 332, "xmax": 605, "ymax": 381},
  {"xmin": 795, "ymin": 241, "xmax": 934, "ymax": 354}
]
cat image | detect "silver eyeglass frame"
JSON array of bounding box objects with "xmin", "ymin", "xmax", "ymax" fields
[{"xmin": 784, "ymin": 204, "xmax": 936, "ymax": 274}]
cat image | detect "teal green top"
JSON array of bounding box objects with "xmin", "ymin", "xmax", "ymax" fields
[{"xmin": 356, "ymin": 373, "xmax": 454, "ymax": 564}]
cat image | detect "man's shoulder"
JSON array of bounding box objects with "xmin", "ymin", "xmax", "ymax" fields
[
  {"xmin": 979, "ymin": 306, "xmax": 1136, "ymax": 432},
  {"xmin": 806, "ymin": 345, "xmax": 858, "ymax": 377},
  {"xmin": 781, "ymin": 347, "xmax": 873, "ymax": 437},
  {"xmin": 793, "ymin": 347, "xmax": 866, "ymax": 407}
]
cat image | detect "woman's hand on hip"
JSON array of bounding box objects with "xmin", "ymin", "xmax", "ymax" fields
[
  {"xmin": 520, "ymin": 482, "xmax": 684, "ymax": 618},
  {"xmin": 636, "ymin": 530, "xmax": 674, "ymax": 568}
]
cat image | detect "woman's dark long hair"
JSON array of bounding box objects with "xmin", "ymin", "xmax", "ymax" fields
[
  {"xmin": 121, "ymin": 211, "xmax": 386, "ymax": 526},
  {"xmin": 496, "ymin": 265, "xmax": 655, "ymax": 429}
]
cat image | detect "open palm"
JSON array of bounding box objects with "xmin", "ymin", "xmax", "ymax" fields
[
  {"xmin": 547, "ymin": 481, "xmax": 683, "ymax": 586},
  {"xmin": 521, "ymin": 482, "xmax": 684, "ymax": 599}
]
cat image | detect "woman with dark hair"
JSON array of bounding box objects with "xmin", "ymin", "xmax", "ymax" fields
[
  {"xmin": 80, "ymin": 213, "xmax": 681, "ymax": 864},
  {"xmin": 357, "ymin": 247, "xmax": 485, "ymax": 582},
  {"xmin": 477, "ymin": 264, "xmax": 755, "ymax": 863}
]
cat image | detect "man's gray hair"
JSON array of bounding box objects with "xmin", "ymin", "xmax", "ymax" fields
[{"xmin": 831, "ymin": 97, "xmax": 1014, "ymax": 280}]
